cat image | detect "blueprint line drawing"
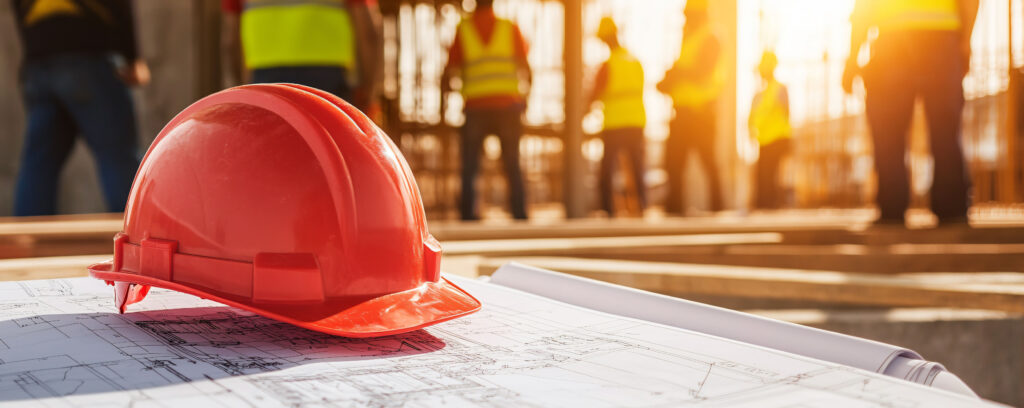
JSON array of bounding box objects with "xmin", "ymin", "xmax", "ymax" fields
[{"xmin": 0, "ymin": 277, "xmax": 1000, "ymax": 407}]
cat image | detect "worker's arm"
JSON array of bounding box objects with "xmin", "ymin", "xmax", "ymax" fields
[
  {"xmin": 747, "ymin": 92, "xmax": 759, "ymax": 139},
  {"xmin": 780, "ymin": 84, "xmax": 790, "ymax": 118},
  {"xmin": 657, "ymin": 33, "xmax": 720, "ymax": 94},
  {"xmin": 842, "ymin": 0, "xmax": 870, "ymax": 94},
  {"xmin": 112, "ymin": 0, "xmax": 149, "ymax": 87},
  {"xmin": 682, "ymin": 35, "xmax": 720, "ymax": 80},
  {"xmin": 587, "ymin": 62, "xmax": 609, "ymax": 110},
  {"xmin": 220, "ymin": 0, "xmax": 245, "ymax": 87},
  {"xmin": 513, "ymin": 25, "xmax": 532, "ymax": 108},
  {"xmin": 957, "ymin": 0, "xmax": 980, "ymax": 77},
  {"xmin": 350, "ymin": 0, "xmax": 383, "ymax": 111}
]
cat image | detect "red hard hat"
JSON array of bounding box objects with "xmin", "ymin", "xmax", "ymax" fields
[{"xmin": 88, "ymin": 84, "xmax": 481, "ymax": 337}]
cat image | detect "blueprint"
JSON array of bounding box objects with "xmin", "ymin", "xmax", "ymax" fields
[
  {"xmin": 488, "ymin": 261, "xmax": 976, "ymax": 396},
  {"xmin": 0, "ymin": 276, "xmax": 1000, "ymax": 407}
]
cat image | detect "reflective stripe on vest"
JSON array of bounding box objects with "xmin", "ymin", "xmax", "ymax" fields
[
  {"xmin": 669, "ymin": 25, "xmax": 723, "ymax": 108},
  {"xmin": 459, "ymin": 17, "xmax": 521, "ymax": 100},
  {"xmin": 750, "ymin": 80, "xmax": 791, "ymax": 145},
  {"xmin": 876, "ymin": 0, "xmax": 961, "ymax": 32},
  {"xmin": 241, "ymin": 0, "xmax": 355, "ymax": 70},
  {"xmin": 600, "ymin": 47, "xmax": 646, "ymax": 130}
]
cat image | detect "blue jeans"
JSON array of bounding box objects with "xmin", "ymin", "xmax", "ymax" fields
[
  {"xmin": 251, "ymin": 66, "xmax": 352, "ymax": 102},
  {"xmin": 863, "ymin": 31, "xmax": 970, "ymax": 220},
  {"xmin": 460, "ymin": 107, "xmax": 527, "ymax": 220},
  {"xmin": 15, "ymin": 53, "xmax": 141, "ymax": 216}
]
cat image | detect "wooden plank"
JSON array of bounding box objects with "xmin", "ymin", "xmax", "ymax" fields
[
  {"xmin": 2, "ymin": 212, "xmax": 1023, "ymax": 261},
  {"xmin": 0, "ymin": 214, "xmax": 1019, "ymax": 243},
  {"xmin": 475, "ymin": 257, "xmax": 1024, "ymax": 314},
  {"xmin": 428, "ymin": 216, "xmax": 855, "ymax": 241},
  {"xmin": 0, "ymin": 214, "xmax": 122, "ymax": 237},
  {"xmin": 0, "ymin": 255, "xmax": 105, "ymax": 282},
  {"xmin": 442, "ymin": 233, "xmax": 782, "ymax": 256},
  {"xmin": 0, "ymin": 215, "xmax": 121, "ymax": 259},
  {"xmin": 560, "ymin": 243, "xmax": 1024, "ymax": 273}
]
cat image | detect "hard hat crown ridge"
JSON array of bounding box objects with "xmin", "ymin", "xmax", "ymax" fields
[{"xmin": 90, "ymin": 84, "xmax": 480, "ymax": 338}]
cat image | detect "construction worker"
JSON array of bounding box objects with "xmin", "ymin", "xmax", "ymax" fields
[
  {"xmin": 441, "ymin": 0, "xmax": 532, "ymax": 221},
  {"xmin": 588, "ymin": 17, "xmax": 647, "ymax": 217},
  {"xmin": 10, "ymin": 0, "xmax": 148, "ymax": 216},
  {"xmin": 843, "ymin": 0, "xmax": 979, "ymax": 226},
  {"xmin": 221, "ymin": 0, "xmax": 382, "ymax": 110},
  {"xmin": 657, "ymin": 0, "xmax": 724, "ymax": 215},
  {"xmin": 748, "ymin": 51, "xmax": 792, "ymax": 210}
]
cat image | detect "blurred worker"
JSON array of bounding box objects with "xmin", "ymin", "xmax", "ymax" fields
[
  {"xmin": 10, "ymin": 0, "xmax": 147, "ymax": 216},
  {"xmin": 221, "ymin": 0, "xmax": 382, "ymax": 111},
  {"xmin": 843, "ymin": 0, "xmax": 979, "ymax": 226},
  {"xmin": 588, "ymin": 17, "xmax": 647, "ymax": 217},
  {"xmin": 441, "ymin": 0, "xmax": 532, "ymax": 221},
  {"xmin": 748, "ymin": 51, "xmax": 792, "ymax": 210},
  {"xmin": 657, "ymin": 0, "xmax": 724, "ymax": 215}
]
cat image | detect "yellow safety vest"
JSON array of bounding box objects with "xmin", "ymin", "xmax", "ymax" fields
[
  {"xmin": 669, "ymin": 25, "xmax": 723, "ymax": 108},
  {"xmin": 600, "ymin": 47, "xmax": 646, "ymax": 130},
  {"xmin": 459, "ymin": 17, "xmax": 521, "ymax": 100},
  {"xmin": 241, "ymin": 0, "xmax": 355, "ymax": 70},
  {"xmin": 749, "ymin": 79, "xmax": 791, "ymax": 145},
  {"xmin": 875, "ymin": 0, "xmax": 961, "ymax": 32}
]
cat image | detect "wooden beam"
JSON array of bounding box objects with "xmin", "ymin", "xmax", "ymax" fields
[
  {"xmin": 442, "ymin": 232, "xmax": 782, "ymax": 256},
  {"xmin": 0, "ymin": 255, "xmax": 105, "ymax": 282},
  {"xmin": 0, "ymin": 214, "xmax": 121, "ymax": 237},
  {"xmin": 476, "ymin": 257, "xmax": 1024, "ymax": 314},
  {"xmin": 428, "ymin": 216, "xmax": 854, "ymax": 240},
  {"xmin": 558, "ymin": 243, "xmax": 1024, "ymax": 273},
  {"xmin": 562, "ymin": 0, "xmax": 586, "ymax": 218}
]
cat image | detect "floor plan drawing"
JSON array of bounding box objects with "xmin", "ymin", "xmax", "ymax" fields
[{"xmin": 0, "ymin": 277, "xmax": 999, "ymax": 407}]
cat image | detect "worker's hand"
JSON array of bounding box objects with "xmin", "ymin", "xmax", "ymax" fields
[
  {"xmin": 841, "ymin": 58, "xmax": 858, "ymax": 94},
  {"xmin": 118, "ymin": 59, "xmax": 151, "ymax": 87}
]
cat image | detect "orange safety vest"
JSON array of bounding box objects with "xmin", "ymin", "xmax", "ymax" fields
[
  {"xmin": 458, "ymin": 17, "xmax": 521, "ymax": 100},
  {"xmin": 600, "ymin": 47, "xmax": 646, "ymax": 130},
  {"xmin": 669, "ymin": 25, "xmax": 723, "ymax": 108}
]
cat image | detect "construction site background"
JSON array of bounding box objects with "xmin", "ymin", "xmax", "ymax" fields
[{"xmin": 0, "ymin": 0, "xmax": 1021, "ymax": 219}]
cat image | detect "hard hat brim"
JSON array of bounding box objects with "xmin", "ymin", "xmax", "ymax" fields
[{"xmin": 89, "ymin": 260, "xmax": 482, "ymax": 337}]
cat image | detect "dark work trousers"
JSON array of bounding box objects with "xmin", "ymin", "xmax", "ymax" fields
[
  {"xmin": 755, "ymin": 138, "xmax": 791, "ymax": 210},
  {"xmin": 600, "ymin": 127, "xmax": 647, "ymax": 215},
  {"xmin": 251, "ymin": 66, "xmax": 353, "ymax": 102},
  {"xmin": 15, "ymin": 53, "xmax": 141, "ymax": 216},
  {"xmin": 460, "ymin": 106, "xmax": 527, "ymax": 221},
  {"xmin": 863, "ymin": 30, "xmax": 970, "ymax": 221},
  {"xmin": 665, "ymin": 103, "xmax": 723, "ymax": 214}
]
